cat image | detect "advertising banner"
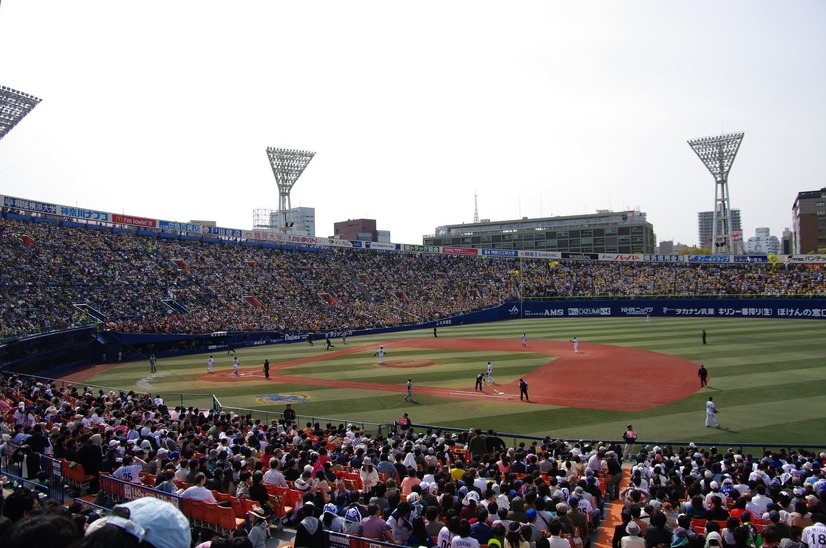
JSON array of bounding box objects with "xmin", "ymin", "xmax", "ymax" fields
[
  {"xmin": 99, "ymin": 474, "xmax": 183, "ymax": 510},
  {"xmin": 642, "ymin": 254, "xmax": 682, "ymax": 263},
  {"xmin": 159, "ymin": 220, "xmax": 201, "ymax": 233},
  {"xmin": 367, "ymin": 242, "xmax": 397, "ymax": 251},
  {"xmin": 481, "ymin": 249, "xmax": 519, "ymax": 257},
  {"xmin": 787, "ymin": 255, "xmax": 826, "ymax": 263},
  {"xmin": 204, "ymin": 226, "xmax": 244, "ymax": 238},
  {"xmin": 599, "ymin": 254, "xmax": 643, "ymax": 262},
  {"xmin": 3, "ymin": 195, "xmax": 58, "ymax": 215},
  {"xmin": 686, "ymin": 255, "xmax": 731, "ymax": 263},
  {"xmin": 59, "ymin": 206, "xmax": 110, "ymax": 222},
  {"xmin": 442, "ymin": 246, "xmax": 479, "ymax": 256},
  {"xmin": 403, "ymin": 244, "xmax": 441, "ymax": 253},
  {"xmin": 562, "ymin": 252, "xmax": 599, "ymax": 260},
  {"xmin": 519, "ymin": 250, "xmax": 563, "ymax": 259},
  {"xmin": 112, "ymin": 213, "xmax": 157, "ymax": 228}
]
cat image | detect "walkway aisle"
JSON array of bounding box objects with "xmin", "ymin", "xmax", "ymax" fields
[{"xmin": 594, "ymin": 465, "xmax": 632, "ymax": 548}]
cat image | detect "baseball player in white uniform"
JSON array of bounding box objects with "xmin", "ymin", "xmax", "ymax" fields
[{"xmin": 705, "ymin": 396, "xmax": 720, "ymax": 428}]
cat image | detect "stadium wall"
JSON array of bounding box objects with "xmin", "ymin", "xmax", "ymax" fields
[
  {"xmin": 100, "ymin": 296, "xmax": 826, "ymax": 361},
  {"xmin": 3, "ymin": 297, "xmax": 824, "ymax": 377}
]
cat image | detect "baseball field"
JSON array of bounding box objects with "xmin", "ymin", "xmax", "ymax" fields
[{"xmin": 65, "ymin": 316, "xmax": 826, "ymax": 447}]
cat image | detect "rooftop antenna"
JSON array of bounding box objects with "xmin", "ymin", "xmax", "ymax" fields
[
  {"xmin": 688, "ymin": 132, "xmax": 744, "ymax": 254},
  {"xmin": 473, "ymin": 192, "xmax": 479, "ymax": 223}
]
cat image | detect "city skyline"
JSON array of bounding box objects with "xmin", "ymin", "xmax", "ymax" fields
[{"xmin": 1, "ymin": 1, "xmax": 824, "ymax": 247}]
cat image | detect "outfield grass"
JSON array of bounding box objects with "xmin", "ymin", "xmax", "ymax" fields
[{"xmin": 78, "ymin": 317, "xmax": 826, "ymax": 446}]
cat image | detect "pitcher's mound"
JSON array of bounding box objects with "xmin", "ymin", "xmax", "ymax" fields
[{"xmin": 383, "ymin": 359, "xmax": 436, "ymax": 368}]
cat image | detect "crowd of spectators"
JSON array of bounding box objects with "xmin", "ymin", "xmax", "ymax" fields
[
  {"xmin": 1, "ymin": 213, "xmax": 824, "ymax": 339},
  {"xmin": 1, "ymin": 373, "xmax": 825, "ymax": 548}
]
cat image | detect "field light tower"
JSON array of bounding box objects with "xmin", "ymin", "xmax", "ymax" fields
[
  {"xmin": 688, "ymin": 132, "xmax": 744, "ymax": 254},
  {"xmin": 265, "ymin": 147, "xmax": 315, "ymax": 233},
  {"xmin": 0, "ymin": 86, "xmax": 42, "ymax": 141}
]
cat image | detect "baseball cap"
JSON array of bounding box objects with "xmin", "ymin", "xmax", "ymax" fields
[
  {"xmin": 526, "ymin": 508, "xmax": 537, "ymax": 520},
  {"xmin": 85, "ymin": 497, "xmax": 190, "ymax": 548},
  {"xmin": 323, "ymin": 503, "xmax": 338, "ymax": 515}
]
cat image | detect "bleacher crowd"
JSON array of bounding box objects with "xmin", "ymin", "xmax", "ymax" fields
[
  {"xmin": 1, "ymin": 213, "xmax": 824, "ymax": 339},
  {"xmin": 0, "ymin": 373, "xmax": 825, "ymax": 548}
]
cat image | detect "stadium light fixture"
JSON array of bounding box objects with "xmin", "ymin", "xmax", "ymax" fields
[
  {"xmin": 0, "ymin": 85, "xmax": 42, "ymax": 141},
  {"xmin": 265, "ymin": 147, "xmax": 315, "ymax": 233},
  {"xmin": 687, "ymin": 132, "xmax": 744, "ymax": 255}
]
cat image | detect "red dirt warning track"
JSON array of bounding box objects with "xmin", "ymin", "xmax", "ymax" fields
[{"xmin": 194, "ymin": 338, "xmax": 699, "ymax": 412}]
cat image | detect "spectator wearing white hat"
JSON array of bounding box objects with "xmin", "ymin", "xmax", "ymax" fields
[
  {"xmin": 622, "ymin": 521, "xmax": 645, "ymax": 548},
  {"xmin": 360, "ymin": 457, "xmax": 379, "ymax": 495}
]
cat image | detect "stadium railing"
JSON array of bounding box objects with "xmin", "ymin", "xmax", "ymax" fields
[
  {"xmin": 411, "ymin": 423, "xmax": 826, "ymax": 456},
  {"xmin": 212, "ymin": 396, "xmax": 394, "ymax": 439}
]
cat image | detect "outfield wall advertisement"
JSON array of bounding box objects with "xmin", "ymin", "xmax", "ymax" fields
[{"xmin": 511, "ymin": 299, "xmax": 826, "ymax": 319}]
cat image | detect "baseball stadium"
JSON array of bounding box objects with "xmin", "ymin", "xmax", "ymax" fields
[{"xmin": 1, "ymin": 194, "xmax": 825, "ymax": 547}]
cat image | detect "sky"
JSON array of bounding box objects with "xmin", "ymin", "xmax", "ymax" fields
[{"xmin": 1, "ymin": 1, "xmax": 824, "ymax": 247}]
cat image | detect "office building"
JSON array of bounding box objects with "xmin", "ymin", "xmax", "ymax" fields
[
  {"xmin": 423, "ymin": 210, "xmax": 656, "ymax": 253},
  {"xmin": 792, "ymin": 187, "xmax": 826, "ymax": 253}
]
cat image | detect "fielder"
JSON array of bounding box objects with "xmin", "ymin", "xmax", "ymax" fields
[
  {"xmin": 207, "ymin": 355, "xmax": 214, "ymax": 373},
  {"xmin": 486, "ymin": 361, "xmax": 496, "ymax": 385},
  {"xmin": 570, "ymin": 337, "xmax": 579, "ymax": 353},
  {"xmin": 233, "ymin": 356, "xmax": 239, "ymax": 376},
  {"xmin": 705, "ymin": 396, "xmax": 720, "ymax": 428}
]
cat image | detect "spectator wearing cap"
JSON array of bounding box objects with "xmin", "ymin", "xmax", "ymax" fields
[
  {"xmin": 612, "ymin": 508, "xmax": 634, "ymax": 548},
  {"xmin": 568, "ymin": 496, "xmax": 591, "ymax": 544},
  {"xmin": 77, "ymin": 496, "xmax": 191, "ymax": 548},
  {"xmin": 555, "ymin": 503, "xmax": 574, "ymax": 536},
  {"xmin": 247, "ymin": 505, "xmax": 269, "ymax": 548},
  {"xmin": 622, "ymin": 521, "xmax": 645, "ymax": 548},
  {"xmin": 523, "ymin": 508, "xmax": 543, "ymax": 542}
]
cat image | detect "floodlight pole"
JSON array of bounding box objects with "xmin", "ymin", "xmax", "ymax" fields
[
  {"xmin": 687, "ymin": 132, "xmax": 744, "ymax": 255},
  {"xmin": 265, "ymin": 148, "xmax": 315, "ymax": 234},
  {"xmin": 0, "ymin": 86, "xmax": 42, "ymax": 141}
]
